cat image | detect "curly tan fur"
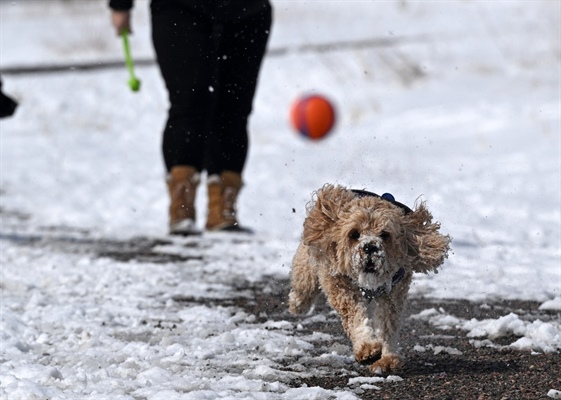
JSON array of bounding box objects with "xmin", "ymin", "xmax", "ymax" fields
[{"xmin": 288, "ymin": 184, "xmax": 451, "ymax": 373}]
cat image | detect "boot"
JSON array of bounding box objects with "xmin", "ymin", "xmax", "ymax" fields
[
  {"xmin": 205, "ymin": 175, "xmax": 223, "ymax": 230},
  {"xmin": 205, "ymin": 170, "xmax": 243, "ymax": 231},
  {"xmin": 221, "ymin": 170, "xmax": 242, "ymax": 229},
  {"xmin": 166, "ymin": 166, "xmax": 199, "ymax": 235}
]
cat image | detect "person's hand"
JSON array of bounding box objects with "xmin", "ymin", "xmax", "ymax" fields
[{"xmin": 111, "ymin": 10, "xmax": 132, "ymax": 36}]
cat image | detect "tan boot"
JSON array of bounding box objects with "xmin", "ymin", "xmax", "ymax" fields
[
  {"xmin": 220, "ymin": 170, "xmax": 242, "ymax": 229},
  {"xmin": 166, "ymin": 166, "xmax": 199, "ymax": 235},
  {"xmin": 205, "ymin": 175, "xmax": 223, "ymax": 230},
  {"xmin": 206, "ymin": 170, "xmax": 244, "ymax": 231}
]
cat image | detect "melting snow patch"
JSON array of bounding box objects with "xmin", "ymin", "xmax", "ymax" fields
[
  {"xmin": 284, "ymin": 386, "xmax": 359, "ymax": 399},
  {"xmin": 348, "ymin": 375, "xmax": 403, "ymax": 391},
  {"xmin": 412, "ymin": 309, "xmax": 561, "ymax": 353},
  {"xmin": 464, "ymin": 313, "xmax": 527, "ymax": 339},
  {"xmin": 410, "ymin": 308, "xmax": 462, "ymax": 329},
  {"xmin": 263, "ymin": 320, "xmax": 294, "ymax": 331},
  {"xmin": 539, "ymin": 297, "xmax": 561, "ymax": 311},
  {"xmin": 360, "ymin": 384, "xmax": 382, "ymax": 390},
  {"xmin": 410, "ymin": 308, "xmax": 440, "ymax": 320},
  {"xmin": 413, "ymin": 344, "xmax": 463, "ymax": 355},
  {"xmin": 469, "ymin": 339, "xmax": 498, "ymax": 349},
  {"xmin": 348, "ymin": 376, "xmax": 386, "ymax": 385},
  {"xmin": 464, "ymin": 314, "xmax": 561, "ymax": 353}
]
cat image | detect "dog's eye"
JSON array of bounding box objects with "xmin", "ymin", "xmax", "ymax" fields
[
  {"xmin": 380, "ymin": 231, "xmax": 390, "ymax": 241},
  {"xmin": 349, "ymin": 229, "xmax": 360, "ymax": 241}
]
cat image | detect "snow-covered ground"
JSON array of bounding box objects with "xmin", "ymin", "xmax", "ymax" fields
[{"xmin": 1, "ymin": 1, "xmax": 560, "ymax": 399}]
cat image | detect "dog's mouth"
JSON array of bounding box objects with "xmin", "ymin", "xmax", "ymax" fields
[
  {"xmin": 364, "ymin": 257, "xmax": 384, "ymax": 273},
  {"xmin": 364, "ymin": 259, "xmax": 376, "ymax": 273}
]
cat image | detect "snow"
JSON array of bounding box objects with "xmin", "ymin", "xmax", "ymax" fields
[
  {"xmin": 346, "ymin": 375, "xmax": 403, "ymax": 392},
  {"xmin": 540, "ymin": 297, "xmax": 561, "ymax": 311},
  {"xmin": 412, "ymin": 344, "xmax": 462, "ymax": 356},
  {"xmin": 549, "ymin": 389, "xmax": 561, "ymax": 399},
  {"xmin": 347, "ymin": 375, "xmax": 403, "ymax": 387},
  {"xmin": 1, "ymin": 0, "xmax": 560, "ymax": 398},
  {"xmin": 411, "ymin": 308, "xmax": 561, "ymax": 353}
]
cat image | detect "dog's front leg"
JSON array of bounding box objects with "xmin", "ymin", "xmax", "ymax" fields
[
  {"xmin": 319, "ymin": 273, "xmax": 382, "ymax": 363},
  {"xmin": 368, "ymin": 278, "xmax": 411, "ymax": 373}
]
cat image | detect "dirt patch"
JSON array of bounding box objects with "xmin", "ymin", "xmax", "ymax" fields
[{"xmin": 181, "ymin": 277, "xmax": 561, "ymax": 400}]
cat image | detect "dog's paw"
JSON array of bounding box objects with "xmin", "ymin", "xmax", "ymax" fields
[
  {"xmin": 288, "ymin": 302, "xmax": 305, "ymax": 314},
  {"xmin": 369, "ymin": 354, "xmax": 403, "ymax": 374},
  {"xmin": 288, "ymin": 292, "xmax": 311, "ymax": 314},
  {"xmin": 354, "ymin": 341, "xmax": 382, "ymax": 364}
]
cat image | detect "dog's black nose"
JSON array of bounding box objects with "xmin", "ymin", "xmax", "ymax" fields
[{"xmin": 363, "ymin": 243, "xmax": 379, "ymax": 255}]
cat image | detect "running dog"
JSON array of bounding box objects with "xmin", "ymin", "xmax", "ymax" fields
[{"xmin": 288, "ymin": 184, "xmax": 451, "ymax": 373}]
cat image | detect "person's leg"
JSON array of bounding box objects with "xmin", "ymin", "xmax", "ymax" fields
[
  {"xmin": 151, "ymin": 1, "xmax": 215, "ymax": 173},
  {"xmin": 205, "ymin": 3, "xmax": 271, "ymax": 176},
  {"xmin": 205, "ymin": 3, "xmax": 272, "ymax": 230},
  {"xmin": 151, "ymin": 2, "xmax": 215, "ymax": 234}
]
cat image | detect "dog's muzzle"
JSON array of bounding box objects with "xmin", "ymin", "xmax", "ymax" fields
[
  {"xmin": 360, "ymin": 267, "xmax": 405, "ymax": 301},
  {"xmin": 362, "ymin": 242, "xmax": 385, "ymax": 273}
]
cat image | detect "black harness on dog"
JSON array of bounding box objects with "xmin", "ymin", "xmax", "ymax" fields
[
  {"xmin": 351, "ymin": 189, "xmax": 411, "ymax": 301},
  {"xmin": 351, "ymin": 189, "xmax": 413, "ymax": 215}
]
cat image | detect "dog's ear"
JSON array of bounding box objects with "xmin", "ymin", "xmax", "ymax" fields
[
  {"xmin": 302, "ymin": 184, "xmax": 354, "ymax": 247},
  {"xmin": 404, "ymin": 201, "xmax": 451, "ymax": 274}
]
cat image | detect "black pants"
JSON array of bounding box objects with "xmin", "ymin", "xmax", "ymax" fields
[{"xmin": 151, "ymin": 0, "xmax": 272, "ymax": 175}]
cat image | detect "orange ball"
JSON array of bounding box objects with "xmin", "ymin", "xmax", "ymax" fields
[{"xmin": 290, "ymin": 94, "xmax": 336, "ymax": 140}]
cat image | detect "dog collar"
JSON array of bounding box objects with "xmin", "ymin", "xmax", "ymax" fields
[
  {"xmin": 359, "ymin": 267, "xmax": 406, "ymax": 301},
  {"xmin": 351, "ymin": 189, "xmax": 413, "ymax": 215}
]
